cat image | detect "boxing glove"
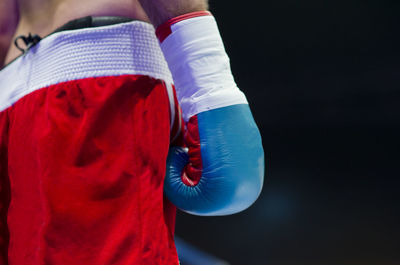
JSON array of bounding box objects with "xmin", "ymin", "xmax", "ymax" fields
[{"xmin": 157, "ymin": 11, "xmax": 264, "ymax": 216}]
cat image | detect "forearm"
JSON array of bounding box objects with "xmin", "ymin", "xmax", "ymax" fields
[
  {"xmin": 138, "ymin": 0, "xmax": 208, "ymax": 27},
  {"xmin": 157, "ymin": 11, "xmax": 264, "ymax": 215}
]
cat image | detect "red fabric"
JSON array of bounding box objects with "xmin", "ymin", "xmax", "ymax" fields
[
  {"xmin": 181, "ymin": 116, "xmax": 202, "ymax": 187},
  {"xmin": 0, "ymin": 75, "xmax": 179, "ymax": 264},
  {"xmin": 0, "ymin": 109, "xmax": 10, "ymax": 265},
  {"xmin": 155, "ymin": 11, "xmax": 212, "ymax": 43}
]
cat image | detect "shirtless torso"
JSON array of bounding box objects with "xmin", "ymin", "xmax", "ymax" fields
[
  {"xmin": 1, "ymin": 0, "xmax": 207, "ymax": 66},
  {"xmin": 2, "ymin": 0, "xmax": 149, "ymax": 65}
]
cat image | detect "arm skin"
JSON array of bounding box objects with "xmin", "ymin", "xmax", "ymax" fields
[
  {"xmin": 0, "ymin": 0, "xmax": 18, "ymax": 67},
  {"xmin": 138, "ymin": 0, "xmax": 208, "ymax": 27}
]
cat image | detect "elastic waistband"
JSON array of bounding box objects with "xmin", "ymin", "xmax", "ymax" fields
[
  {"xmin": 0, "ymin": 20, "xmax": 173, "ymax": 112},
  {"xmin": 6, "ymin": 17, "xmax": 136, "ymax": 68}
]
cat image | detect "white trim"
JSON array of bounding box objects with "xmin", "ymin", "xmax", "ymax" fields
[
  {"xmin": 160, "ymin": 15, "xmax": 248, "ymax": 122},
  {"xmin": 0, "ymin": 21, "xmax": 173, "ymax": 112}
]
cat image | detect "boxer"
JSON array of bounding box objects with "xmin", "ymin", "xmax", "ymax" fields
[{"xmin": 0, "ymin": 0, "xmax": 264, "ymax": 264}]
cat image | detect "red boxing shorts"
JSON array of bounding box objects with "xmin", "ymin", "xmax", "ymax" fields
[{"xmin": 0, "ymin": 20, "xmax": 181, "ymax": 264}]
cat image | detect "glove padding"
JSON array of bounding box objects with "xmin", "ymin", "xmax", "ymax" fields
[{"xmin": 164, "ymin": 104, "xmax": 264, "ymax": 216}]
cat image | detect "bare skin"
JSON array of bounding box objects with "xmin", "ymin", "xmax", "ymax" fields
[
  {"xmin": 1, "ymin": 0, "xmax": 208, "ymax": 66},
  {"xmin": 0, "ymin": 0, "xmax": 19, "ymax": 65}
]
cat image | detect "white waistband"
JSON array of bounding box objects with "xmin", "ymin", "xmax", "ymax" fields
[{"xmin": 0, "ymin": 21, "xmax": 173, "ymax": 112}]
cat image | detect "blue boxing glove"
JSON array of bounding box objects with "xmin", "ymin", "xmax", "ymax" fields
[{"xmin": 157, "ymin": 11, "xmax": 264, "ymax": 216}]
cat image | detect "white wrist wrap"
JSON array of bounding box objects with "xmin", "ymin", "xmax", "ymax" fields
[{"xmin": 158, "ymin": 13, "xmax": 248, "ymax": 121}]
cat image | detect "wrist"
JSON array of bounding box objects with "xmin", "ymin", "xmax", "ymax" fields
[{"xmin": 156, "ymin": 12, "xmax": 248, "ymax": 121}]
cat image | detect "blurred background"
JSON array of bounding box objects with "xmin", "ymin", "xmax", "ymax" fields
[{"xmin": 175, "ymin": 1, "xmax": 400, "ymax": 264}]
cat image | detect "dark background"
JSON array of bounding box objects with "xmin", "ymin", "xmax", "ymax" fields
[{"xmin": 175, "ymin": 1, "xmax": 400, "ymax": 265}]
